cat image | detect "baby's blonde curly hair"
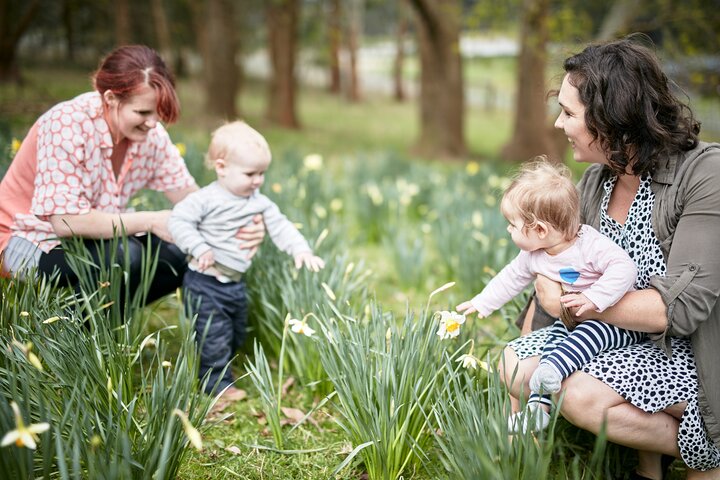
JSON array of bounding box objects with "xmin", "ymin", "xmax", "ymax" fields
[{"xmin": 500, "ymin": 156, "xmax": 580, "ymax": 240}]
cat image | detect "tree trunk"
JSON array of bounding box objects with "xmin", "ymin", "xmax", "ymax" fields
[
  {"xmin": 205, "ymin": 0, "xmax": 239, "ymax": 118},
  {"xmin": 345, "ymin": 0, "xmax": 363, "ymax": 102},
  {"xmin": 327, "ymin": 0, "xmax": 342, "ymax": 94},
  {"xmin": 393, "ymin": 7, "xmax": 408, "ymax": 102},
  {"xmin": 596, "ymin": 0, "xmax": 644, "ymax": 41},
  {"xmin": 500, "ymin": 0, "xmax": 556, "ymax": 162},
  {"xmin": 407, "ymin": 0, "xmax": 466, "ymax": 159},
  {"xmin": 0, "ymin": 0, "xmax": 40, "ymax": 84},
  {"xmin": 151, "ymin": 0, "xmax": 172, "ymax": 61},
  {"xmin": 266, "ymin": 0, "xmax": 300, "ymax": 128},
  {"xmin": 62, "ymin": 0, "xmax": 76, "ymax": 62},
  {"xmin": 115, "ymin": 0, "xmax": 131, "ymax": 46}
]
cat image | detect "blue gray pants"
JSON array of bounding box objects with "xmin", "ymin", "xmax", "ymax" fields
[{"xmin": 183, "ymin": 270, "xmax": 248, "ymax": 395}]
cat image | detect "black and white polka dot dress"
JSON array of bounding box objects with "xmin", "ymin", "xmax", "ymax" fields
[{"xmin": 509, "ymin": 175, "xmax": 720, "ymax": 470}]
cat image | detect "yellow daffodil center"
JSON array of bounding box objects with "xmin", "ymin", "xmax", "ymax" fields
[{"xmin": 446, "ymin": 320, "xmax": 461, "ymax": 333}]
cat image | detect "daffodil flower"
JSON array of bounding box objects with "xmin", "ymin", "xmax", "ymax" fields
[
  {"xmin": 321, "ymin": 282, "xmax": 337, "ymax": 301},
  {"xmin": 173, "ymin": 409, "xmax": 202, "ymax": 450},
  {"xmin": 175, "ymin": 142, "xmax": 187, "ymax": 157},
  {"xmin": 288, "ymin": 318, "xmax": 316, "ymax": 337},
  {"xmin": 435, "ymin": 311, "xmax": 466, "ymax": 339},
  {"xmin": 303, "ymin": 153, "xmax": 323, "ymax": 171},
  {"xmin": 455, "ymin": 340, "xmax": 489, "ymax": 371},
  {"xmin": 456, "ymin": 353, "xmax": 479, "ymax": 370},
  {"xmin": 11, "ymin": 340, "xmax": 43, "ymax": 371},
  {"xmin": 1, "ymin": 402, "xmax": 49, "ymax": 450},
  {"xmin": 465, "ymin": 161, "xmax": 480, "ymax": 175},
  {"xmin": 11, "ymin": 138, "xmax": 22, "ymax": 155},
  {"xmin": 330, "ymin": 198, "xmax": 343, "ymax": 212}
]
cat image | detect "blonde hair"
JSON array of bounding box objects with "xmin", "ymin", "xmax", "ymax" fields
[
  {"xmin": 500, "ymin": 156, "xmax": 580, "ymax": 239},
  {"xmin": 204, "ymin": 120, "xmax": 271, "ymax": 169}
]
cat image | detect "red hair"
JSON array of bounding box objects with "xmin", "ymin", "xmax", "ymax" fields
[{"xmin": 93, "ymin": 45, "xmax": 180, "ymax": 124}]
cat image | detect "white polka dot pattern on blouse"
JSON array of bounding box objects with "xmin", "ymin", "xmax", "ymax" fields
[{"xmin": 11, "ymin": 91, "xmax": 195, "ymax": 253}]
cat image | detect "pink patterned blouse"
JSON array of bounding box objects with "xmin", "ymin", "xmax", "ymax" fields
[{"xmin": 0, "ymin": 92, "xmax": 196, "ymax": 254}]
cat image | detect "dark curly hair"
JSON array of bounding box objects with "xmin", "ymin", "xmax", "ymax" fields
[{"xmin": 562, "ymin": 36, "xmax": 700, "ymax": 176}]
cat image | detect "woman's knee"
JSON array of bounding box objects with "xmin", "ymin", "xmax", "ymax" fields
[
  {"xmin": 498, "ymin": 346, "xmax": 537, "ymax": 397},
  {"xmin": 558, "ymin": 372, "xmax": 622, "ymax": 429}
]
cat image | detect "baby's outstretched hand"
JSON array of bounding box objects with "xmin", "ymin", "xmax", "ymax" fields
[
  {"xmin": 294, "ymin": 252, "xmax": 325, "ymax": 272},
  {"xmin": 560, "ymin": 292, "xmax": 598, "ymax": 317},
  {"xmin": 455, "ymin": 300, "xmax": 481, "ymax": 317},
  {"xmin": 197, "ymin": 250, "xmax": 215, "ymax": 271}
]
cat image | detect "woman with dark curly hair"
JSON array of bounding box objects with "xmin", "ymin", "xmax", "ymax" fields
[{"xmin": 500, "ymin": 37, "xmax": 720, "ymax": 479}]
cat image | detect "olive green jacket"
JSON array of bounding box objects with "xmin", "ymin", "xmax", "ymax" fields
[{"xmin": 575, "ymin": 141, "xmax": 720, "ymax": 448}]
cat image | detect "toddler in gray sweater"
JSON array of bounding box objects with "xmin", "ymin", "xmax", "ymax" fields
[{"xmin": 169, "ymin": 121, "xmax": 324, "ymax": 399}]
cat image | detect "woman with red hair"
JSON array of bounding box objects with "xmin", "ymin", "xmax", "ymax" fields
[{"xmin": 0, "ymin": 45, "xmax": 263, "ymax": 304}]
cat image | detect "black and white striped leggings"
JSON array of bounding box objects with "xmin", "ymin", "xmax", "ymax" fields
[{"xmin": 541, "ymin": 318, "xmax": 645, "ymax": 381}]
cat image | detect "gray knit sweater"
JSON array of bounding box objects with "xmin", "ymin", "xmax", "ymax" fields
[{"xmin": 168, "ymin": 182, "xmax": 311, "ymax": 274}]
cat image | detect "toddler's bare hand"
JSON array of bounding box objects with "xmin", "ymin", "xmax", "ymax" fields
[
  {"xmin": 294, "ymin": 252, "xmax": 325, "ymax": 272},
  {"xmin": 455, "ymin": 301, "xmax": 479, "ymax": 317},
  {"xmin": 197, "ymin": 250, "xmax": 215, "ymax": 271},
  {"xmin": 560, "ymin": 292, "xmax": 598, "ymax": 317}
]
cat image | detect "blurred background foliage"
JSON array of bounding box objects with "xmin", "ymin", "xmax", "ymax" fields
[{"xmin": 1, "ymin": 0, "xmax": 719, "ymax": 167}]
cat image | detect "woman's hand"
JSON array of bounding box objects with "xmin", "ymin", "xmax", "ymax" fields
[
  {"xmin": 236, "ymin": 214, "xmax": 266, "ymax": 260},
  {"xmin": 146, "ymin": 210, "xmax": 174, "ymax": 243},
  {"xmin": 534, "ymin": 274, "xmax": 563, "ymax": 318}
]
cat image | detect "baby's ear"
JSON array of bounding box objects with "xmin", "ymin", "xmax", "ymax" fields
[
  {"xmin": 534, "ymin": 221, "xmax": 550, "ymax": 238},
  {"xmin": 213, "ymin": 158, "xmax": 226, "ymax": 173}
]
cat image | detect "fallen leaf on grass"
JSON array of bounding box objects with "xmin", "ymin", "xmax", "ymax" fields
[
  {"xmin": 226, "ymin": 445, "xmax": 242, "ymax": 455},
  {"xmin": 281, "ymin": 376, "xmax": 295, "ymax": 395},
  {"xmin": 280, "ymin": 407, "xmax": 306, "ymax": 424},
  {"xmin": 280, "ymin": 406, "xmax": 321, "ymax": 429},
  {"xmin": 254, "ymin": 412, "xmax": 267, "ymax": 426}
]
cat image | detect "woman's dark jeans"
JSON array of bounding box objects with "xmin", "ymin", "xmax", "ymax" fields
[{"xmin": 38, "ymin": 234, "xmax": 187, "ymax": 306}]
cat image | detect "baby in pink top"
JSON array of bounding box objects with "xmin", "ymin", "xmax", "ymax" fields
[{"xmin": 457, "ymin": 158, "xmax": 641, "ymax": 434}]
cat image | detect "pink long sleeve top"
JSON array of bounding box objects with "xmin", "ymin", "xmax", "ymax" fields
[{"xmin": 470, "ymin": 224, "xmax": 637, "ymax": 317}]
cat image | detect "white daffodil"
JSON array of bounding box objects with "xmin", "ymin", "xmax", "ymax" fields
[
  {"xmin": 436, "ymin": 311, "xmax": 466, "ymax": 339},
  {"xmin": 365, "ymin": 183, "xmax": 384, "ymax": 206},
  {"xmin": 1, "ymin": 402, "xmax": 50, "ymax": 450},
  {"xmin": 288, "ymin": 318, "xmax": 316, "ymax": 337},
  {"xmin": 329, "ymin": 198, "xmax": 343, "ymax": 212},
  {"xmin": 303, "ymin": 154, "xmax": 323, "ymax": 171},
  {"xmin": 456, "ymin": 353, "xmax": 479, "ymax": 370}
]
